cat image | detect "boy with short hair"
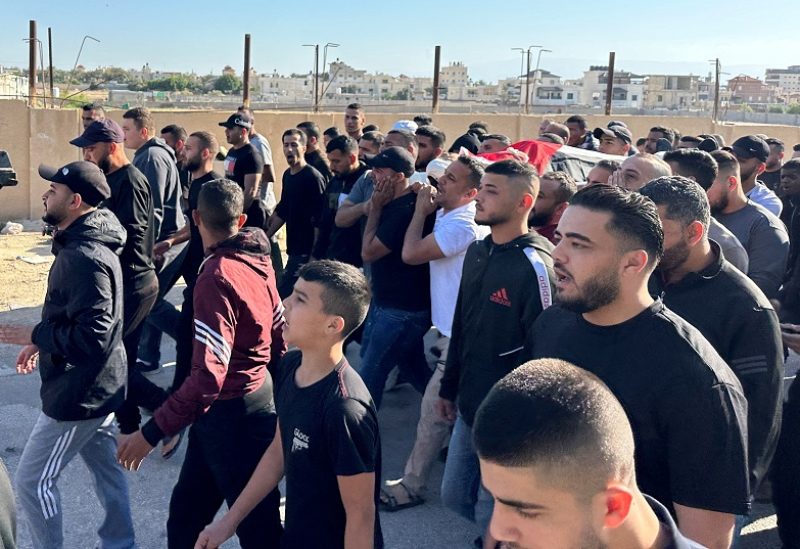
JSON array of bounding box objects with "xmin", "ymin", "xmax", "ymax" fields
[{"xmin": 195, "ymin": 260, "xmax": 382, "ymax": 549}]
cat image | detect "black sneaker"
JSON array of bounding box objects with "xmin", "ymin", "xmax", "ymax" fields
[{"xmin": 136, "ymin": 359, "xmax": 159, "ymax": 373}]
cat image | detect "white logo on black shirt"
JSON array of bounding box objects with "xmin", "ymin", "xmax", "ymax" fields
[{"xmin": 291, "ymin": 428, "xmax": 309, "ymax": 452}]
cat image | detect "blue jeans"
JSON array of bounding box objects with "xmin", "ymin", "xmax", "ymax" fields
[
  {"xmin": 441, "ymin": 416, "xmax": 493, "ymax": 530},
  {"xmin": 358, "ymin": 304, "xmax": 432, "ymax": 409},
  {"xmin": 137, "ymin": 243, "xmax": 186, "ymax": 366},
  {"xmin": 15, "ymin": 413, "xmax": 135, "ymax": 549}
]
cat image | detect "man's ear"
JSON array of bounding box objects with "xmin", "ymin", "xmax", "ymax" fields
[
  {"xmin": 597, "ymin": 485, "xmax": 634, "ymax": 529},
  {"xmin": 192, "ymin": 209, "xmax": 201, "ymax": 228},
  {"xmin": 328, "ymin": 315, "xmax": 346, "ymax": 336},
  {"xmin": 521, "ymin": 194, "xmax": 534, "ymax": 209},
  {"xmin": 237, "ymin": 213, "xmax": 247, "ymax": 229}
]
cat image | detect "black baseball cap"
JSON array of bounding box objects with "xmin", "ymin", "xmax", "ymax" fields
[
  {"xmin": 370, "ymin": 147, "xmax": 415, "ymax": 177},
  {"xmin": 593, "ymin": 125, "xmax": 633, "ymax": 144},
  {"xmin": 218, "ymin": 113, "xmax": 252, "ymax": 129},
  {"xmin": 70, "ymin": 119, "xmax": 125, "ymax": 147},
  {"xmin": 38, "ymin": 161, "xmax": 111, "ymax": 206},
  {"xmin": 731, "ymin": 135, "xmax": 769, "ymax": 162}
]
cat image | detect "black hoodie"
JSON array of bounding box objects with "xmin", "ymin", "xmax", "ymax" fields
[
  {"xmin": 132, "ymin": 137, "xmax": 185, "ymax": 242},
  {"xmin": 440, "ymin": 231, "xmax": 555, "ymax": 426},
  {"xmin": 31, "ymin": 209, "xmax": 128, "ymax": 421}
]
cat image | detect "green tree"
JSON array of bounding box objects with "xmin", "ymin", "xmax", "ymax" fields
[
  {"xmin": 768, "ymin": 105, "xmax": 785, "ymax": 114},
  {"xmin": 787, "ymin": 103, "xmax": 800, "ymax": 115},
  {"xmin": 214, "ymin": 74, "xmax": 242, "ymax": 93}
]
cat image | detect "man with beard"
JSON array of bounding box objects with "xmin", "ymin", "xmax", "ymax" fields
[
  {"xmin": 149, "ymin": 132, "xmax": 222, "ymax": 396},
  {"xmin": 71, "ymin": 120, "xmax": 165, "ymax": 434},
  {"xmin": 160, "ymin": 124, "xmax": 190, "ymax": 204},
  {"xmin": 529, "ymin": 184, "xmax": 749, "ymax": 549},
  {"xmin": 662, "ymin": 148, "xmax": 749, "ymax": 273},
  {"xmin": 414, "ymin": 125, "xmax": 446, "ymax": 172},
  {"xmin": 641, "ymin": 177, "xmax": 783, "ymax": 534},
  {"xmin": 81, "ymin": 102, "xmax": 106, "ymax": 130},
  {"xmin": 437, "ymin": 159, "xmax": 555, "ymax": 549},
  {"xmin": 644, "ymin": 126, "xmax": 675, "ymax": 154},
  {"xmin": 12, "ymin": 161, "xmax": 134, "ymax": 549},
  {"xmin": 378, "ymin": 156, "xmax": 489, "ymax": 511},
  {"xmin": 731, "ymin": 135, "xmax": 783, "ymax": 216},
  {"xmin": 266, "ymin": 128, "xmax": 326, "ymax": 297},
  {"xmin": 778, "ymin": 160, "xmax": 800, "ymax": 322},
  {"xmin": 297, "ymin": 121, "xmax": 334, "ymax": 182},
  {"xmin": 529, "ymin": 171, "xmax": 577, "ymax": 244},
  {"xmin": 473, "ymin": 359, "xmax": 705, "ymax": 549},
  {"xmin": 312, "ymin": 135, "xmax": 369, "ymax": 266},
  {"xmin": 358, "ymin": 130, "xmax": 383, "ymax": 164},
  {"xmin": 708, "ymin": 150, "xmax": 788, "ymax": 299},
  {"xmin": 565, "ymin": 115, "xmax": 598, "ymax": 150}
]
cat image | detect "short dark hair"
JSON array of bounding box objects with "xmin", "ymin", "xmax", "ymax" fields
[
  {"xmin": 640, "ymin": 176, "xmax": 711, "ymax": 230},
  {"xmin": 82, "ymin": 102, "xmax": 105, "ymax": 115},
  {"xmin": 596, "ymin": 159, "xmax": 621, "ymax": 173},
  {"xmin": 569, "ymin": 184, "xmax": 664, "ymax": 265},
  {"xmin": 541, "ymin": 171, "xmax": 578, "ymax": 204},
  {"xmin": 237, "ymin": 106, "xmax": 255, "ymax": 123},
  {"xmin": 297, "ymin": 260, "xmax": 371, "ymax": 338},
  {"xmin": 485, "ymin": 159, "xmax": 539, "ymax": 197},
  {"xmin": 565, "ymin": 115, "xmax": 587, "ymax": 130},
  {"xmin": 711, "ymin": 150, "xmax": 739, "ymax": 174},
  {"xmin": 346, "ymin": 102, "xmax": 363, "ymax": 112},
  {"xmin": 783, "ymin": 159, "xmax": 800, "ymax": 172},
  {"xmin": 160, "ymin": 124, "xmax": 187, "ymax": 144},
  {"xmin": 483, "ymin": 134, "xmax": 512, "ymax": 146},
  {"xmin": 326, "ymin": 135, "xmax": 358, "ymax": 156},
  {"xmin": 387, "ymin": 129, "xmax": 418, "ymax": 148},
  {"xmin": 323, "ymin": 126, "xmax": 341, "ymax": 138},
  {"xmin": 469, "ymin": 121, "xmax": 489, "ymax": 132},
  {"xmin": 362, "ymin": 124, "xmax": 379, "ymax": 133},
  {"xmin": 663, "ymin": 149, "xmax": 719, "ymax": 190},
  {"xmin": 679, "ymin": 136, "xmax": 702, "ymax": 145},
  {"xmin": 122, "ymin": 107, "xmax": 154, "ymax": 134},
  {"xmin": 413, "ymin": 114, "xmax": 433, "ymax": 127},
  {"xmin": 545, "ymin": 123, "xmax": 570, "ymax": 142},
  {"xmin": 189, "ymin": 131, "xmax": 219, "ymax": 157},
  {"xmin": 360, "ymin": 130, "xmax": 384, "ymax": 148},
  {"xmin": 766, "ymin": 138, "xmax": 785, "ymax": 152},
  {"xmin": 197, "ymin": 179, "xmax": 243, "ymax": 232},
  {"xmin": 793, "ymin": 143, "xmax": 800, "ymax": 153},
  {"xmin": 636, "ymin": 137, "xmax": 646, "ymax": 147},
  {"xmin": 297, "ymin": 121, "xmax": 321, "ymax": 141},
  {"xmin": 282, "ymin": 128, "xmax": 307, "ymax": 145},
  {"xmin": 649, "ymin": 126, "xmax": 675, "ymax": 143},
  {"xmin": 415, "ymin": 125, "xmax": 446, "ymax": 148},
  {"xmin": 455, "ymin": 155, "xmax": 485, "ymax": 190},
  {"xmin": 474, "ymin": 358, "xmax": 636, "ymax": 498}
]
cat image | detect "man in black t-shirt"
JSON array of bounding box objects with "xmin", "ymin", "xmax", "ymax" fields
[
  {"xmin": 313, "ymin": 135, "xmax": 368, "ymax": 266},
  {"xmin": 150, "ymin": 131, "xmax": 222, "ymax": 395},
  {"xmin": 641, "ymin": 176, "xmax": 782, "ymax": 509},
  {"xmin": 219, "ymin": 112, "xmax": 267, "ymax": 229},
  {"xmin": 529, "ymin": 185, "xmax": 749, "ymax": 549},
  {"xmin": 297, "ymin": 121, "xmax": 334, "ymax": 182},
  {"xmin": 360, "ymin": 147, "xmax": 435, "ymax": 409},
  {"xmin": 266, "ymin": 128, "xmax": 326, "ymax": 298},
  {"xmin": 196, "ymin": 260, "xmax": 381, "ymax": 549}
]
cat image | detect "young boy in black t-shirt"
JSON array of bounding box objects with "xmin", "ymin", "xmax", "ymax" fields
[{"xmin": 195, "ymin": 260, "xmax": 382, "ymax": 549}]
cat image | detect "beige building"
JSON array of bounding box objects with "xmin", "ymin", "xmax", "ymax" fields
[
  {"xmin": 644, "ymin": 75, "xmax": 701, "ymax": 109},
  {"xmin": 0, "ymin": 70, "xmax": 28, "ymax": 100}
]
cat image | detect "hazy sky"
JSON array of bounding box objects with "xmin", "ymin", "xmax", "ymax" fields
[{"xmin": 3, "ymin": 0, "xmax": 799, "ymax": 83}]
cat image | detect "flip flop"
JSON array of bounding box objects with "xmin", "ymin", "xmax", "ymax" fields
[
  {"xmin": 379, "ymin": 481, "xmax": 424, "ymax": 512},
  {"xmin": 161, "ymin": 428, "xmax": 185, "ymax": 460}
]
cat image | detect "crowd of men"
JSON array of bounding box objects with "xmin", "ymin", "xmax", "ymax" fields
[{"xmin": 1, "ymin": 102, "xmax": 799, "ymax": 549}]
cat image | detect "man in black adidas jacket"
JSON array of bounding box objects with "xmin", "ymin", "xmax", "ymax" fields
[
  {"xmin": 437, "ymin": 160, "xmax": 555, "ymax": 549},
  {"xmin": 11, "ymin": 162, "xmax": 135, "ymax": 549}
]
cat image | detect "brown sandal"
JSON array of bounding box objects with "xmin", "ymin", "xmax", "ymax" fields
[{"xmin": 379, "ymin": 481, "xmax": 424, "ymax": 512}]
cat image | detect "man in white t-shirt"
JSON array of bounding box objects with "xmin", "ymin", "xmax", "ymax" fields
[{"xmin": 379, "ymin": 155, "xmax": 490, "ymax": 510}]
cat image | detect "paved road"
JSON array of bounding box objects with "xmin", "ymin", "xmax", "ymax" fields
[{"xmin": 0, "ymin": 287, "xmax": 788, "ymax": 548}]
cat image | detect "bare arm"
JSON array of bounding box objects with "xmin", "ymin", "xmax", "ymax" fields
[
  {"xmin": 266, "ymin": 213, "xmax": 285, "ymax": 240},
  {"xmin": 361, "ymin": 202, "xmax": 390, "ymax": 263},
  {"xmin": 674, "ymin": 503, "xmax": 734, "ymax": 549},
  {"xmin": 262, "ymin": 163, "xmax": 275, "ymax": 184},
  {"xmin": 194, "ymin": 425, "xmax": 285, "ymax": 548},
  {"xmin": 339, "ymin": 472, "xmax": 376, "ymax": 549},
  {"xmin": 243, "ymin": 173, "xmax": 262, "ymax": 211},
  {"xmin": 336, "ymin": 199, "xmax": 369, "ymax": 228}
]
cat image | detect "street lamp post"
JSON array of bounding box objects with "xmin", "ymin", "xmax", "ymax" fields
[
  {"xmin": 302, "ymin": 44, "xmax": 319, "ymax": 111},
  {"xmin": 320, "ymin": 42, "xmax": 339, "ymax": 107},
  {"xmin": 532, "ymin": 49, "xmax": 552, "ymax": 111},
  {"xmin": 524, "ymin": 45, "xmax": 542, "ymax": 115},
  {"xmin": 511, "ymin": 47, "xmax": 526, "ymax": 110},
  {"xmin": 72, "ymin": 35, "xmax": 100, "ymax": 84}
]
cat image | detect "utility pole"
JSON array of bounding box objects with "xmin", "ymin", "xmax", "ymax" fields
[
  {"xmin": 713, "ymin": 58, "xmax": 720, "ymax": 123},
  {"xmin": 313, "ymin": 44, "xmax": 320, "ymax": 112},
  {"xmin": 532, "ymin": 48, "xmax": 552, "ymax": 113},
  {"xmin": 432, "ymin": 45, "xmax": 441, "ymax": 114},
  {"xmin": 604, "ymin": 51, "xmax": 616, "ymax": 116},
  {"xmin": 242, "ymin": 34, "xmax": 251, "ymax": 108},
  {"xmin": 48, "ymin": 27, "xmax": 54, "ymax": 108},
  {"xmin": 28, "ymin": 20, "xmax": 37, "ymax": 107},
  {"xmin": 524, "ymin": 49, "xmax": 532, "ymax": 115}
]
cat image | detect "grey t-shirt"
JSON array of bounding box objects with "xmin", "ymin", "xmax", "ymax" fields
[
  {"xmin": 746, "ymin": 183, "xmax": 783, "ymax": 217},
  {"xmin": 716, "ymin": 202, "xmax": 789, "ymax": 299},
  {"xmin": 709, "ymin": 218, "xmax": 749, "ymax": 274},
  {"xmin": 250, "ymin": 133, "xmax": 277, "ymax": 212},
  {"xmin": 346, "ymin": 170, "xmax": 374, "ymax": 204}
]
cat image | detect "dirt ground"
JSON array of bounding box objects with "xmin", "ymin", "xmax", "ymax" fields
[{"xmin": 0, "ymin": 232, "xmax": 53, "ymax": 312}]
